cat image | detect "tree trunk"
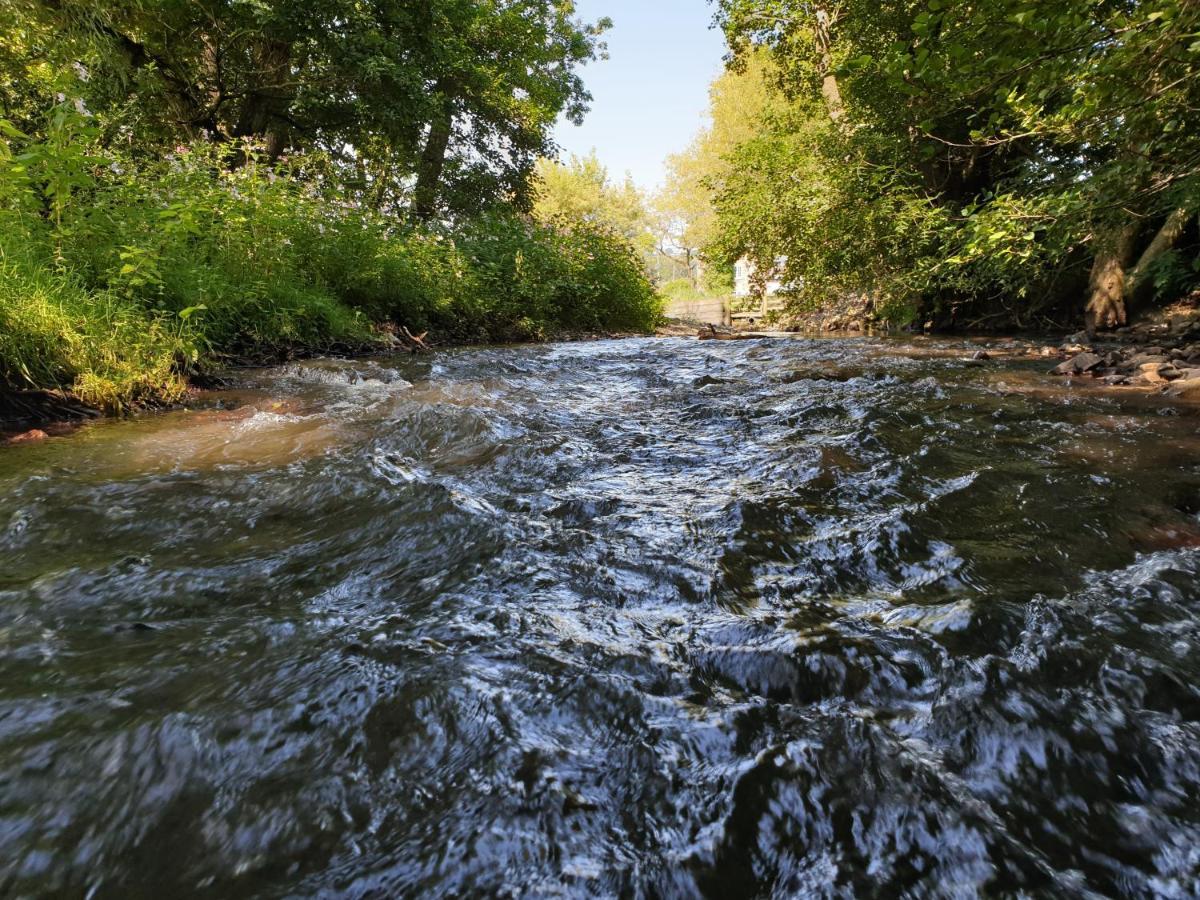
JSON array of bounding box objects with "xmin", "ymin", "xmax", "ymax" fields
[
  {"xmin": 1128, "ymin": 207, "xmax": 1192, "ymax": 303},
  {"xmin": 814, "ymin": 8, "xmax": 845, "ymax": 125},
  {"xmin": 233, "ymin": 38, "xmax": 292, "ymax": 160},
  {"xmin": 1085, "ymin": 221, "xmax": 1138, "ymax": 330},
  {"xmin": 413, "ymin": 80, "xmax": 456, "ymax": 221}
]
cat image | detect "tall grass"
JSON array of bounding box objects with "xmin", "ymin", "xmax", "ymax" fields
[
  {"xmin": 0, "ymin": 106, "xmax": 661, "ymax": 411},
  {"xmin": 0, "ymin": 246, "xmax": 188, "ymax": 409}
]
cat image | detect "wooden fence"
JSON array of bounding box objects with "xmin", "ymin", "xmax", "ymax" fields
[
  {"xmin": 662, "ymin": 296, "xmax": 730, "ymax": 326},
  {"xmin": 662, "ymin": 294, "xmax": 788, "ymax": 326}
]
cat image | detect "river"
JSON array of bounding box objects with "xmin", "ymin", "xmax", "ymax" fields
[{"xmin": 2, "ymin": 335, "xmax": 1199, "ymax": 896}]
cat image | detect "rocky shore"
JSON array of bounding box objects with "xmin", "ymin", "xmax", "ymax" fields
[{"xmin": 1045, "ymin": 298, "xmax": 1200, "ymax": 399}]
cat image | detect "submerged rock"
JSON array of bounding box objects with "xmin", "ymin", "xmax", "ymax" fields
[
  {"xmin": 1166, "ymin": 378, "xmax": 1200, "ymax": 399},
  {"xmin": 4, "ymin": 428, "xmax": 48, "ymax": 445}
]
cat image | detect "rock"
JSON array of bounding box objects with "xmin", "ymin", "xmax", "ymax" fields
[
  {"xmin": 5, "ymin": 429, "xmax": 48, "ymax": 445},
  {"xmin": 1052, "ymin": 352, "xmax": 1103, "ymax": 376},
  {"xmin": 1167, "ymin": 378, "xmax": 1200, "ymax": 399},
  {"xmin": 1139, "ymin": 362, "xmax": 1179, "ymax": 384},
  {"xmin": 1066, "ymin": 330, "xmax": 1090, "ymax": 344},
  {"xmin": 109, "ymin": 620, "xmax": 159, "ymax": 633},
  {"xmin": 972, "ymin": 350, "xmax": 991, "ymax": 361},
  {"xmin": 1123, "ymin": 353, "xmax": 1170, "ymax": 371}
]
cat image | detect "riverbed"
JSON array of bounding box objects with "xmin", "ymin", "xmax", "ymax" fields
[{"xmin": 2, "ymin": 335, "xmax": 1199, "ymax": 896}]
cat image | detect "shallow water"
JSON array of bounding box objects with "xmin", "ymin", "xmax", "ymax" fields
[{"xmin": 2, "ymin": 335, "xmax": 1200, "ymax": 897}]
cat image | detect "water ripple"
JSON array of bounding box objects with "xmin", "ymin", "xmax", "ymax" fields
[{"xmin": 1, "ymin": 335, "xmax": 1199, "ymax": 896}]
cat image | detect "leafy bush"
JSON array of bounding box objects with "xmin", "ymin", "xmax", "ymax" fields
[
  {"xmin": 0, "ymin": 105, "xmax": 660, "ymax": 411},
  {"xmin": 455, "ymin": 214, "xmax": 661, "ymax": 339},
  {"xmin": 1142, "ymin": 250, "xmax": 1200, "ymax": 305}
]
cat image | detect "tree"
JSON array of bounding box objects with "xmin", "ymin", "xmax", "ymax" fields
[
  {"xmin": 710, "ymin": 0, "xmax": 1200, "ymax": 328},
  {"xmin": 398, "ymin": 0, "xmax": 611, "ymax": 220},
  {"xmin": 533, "ymin": 151, "xmax": 648, "ymax": 241},
  {"xmin": 14, "ymin": 0, "xmax": 609, "ymax": 217},
  {"xmin": 655, "ymin": 49, "xmax": 778, "ymax": 282}
]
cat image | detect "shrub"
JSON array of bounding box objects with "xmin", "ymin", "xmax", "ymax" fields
[{"xmin": 0, "ymin": 106, "xmax": 661, "ymax": 411}]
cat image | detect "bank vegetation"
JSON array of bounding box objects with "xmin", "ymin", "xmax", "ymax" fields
[{"xmin": 0, "ymin": 0, "xmax": 660, "ymax": 414}]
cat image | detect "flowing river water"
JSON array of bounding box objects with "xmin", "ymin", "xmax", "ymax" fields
[{"xmin": 3, "ymin": 335, "xmax": 1200, "ymax": 897}]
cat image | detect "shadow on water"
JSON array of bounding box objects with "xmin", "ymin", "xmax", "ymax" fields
[{"xmin": 2, "ymin": 335, "xmax": 1200, "ymax": 896}]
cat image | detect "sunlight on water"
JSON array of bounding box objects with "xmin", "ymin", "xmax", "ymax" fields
[{"xmin": 2, "ymin": 335, "xmax": 1199, "ymax": 896}]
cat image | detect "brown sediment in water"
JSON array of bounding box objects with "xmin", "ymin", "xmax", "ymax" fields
[{"xmin": 132, "ymin": 408, "xmax": 344, "ymax": 473}]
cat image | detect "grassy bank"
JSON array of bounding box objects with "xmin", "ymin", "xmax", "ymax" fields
[{"xmin": 0, "ymin": 118, "xmax": 661, "ymax": 415}]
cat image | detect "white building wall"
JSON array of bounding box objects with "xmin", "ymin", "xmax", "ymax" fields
[{"xmin": 733, "ymin": 256, "xmax": 787, "ymax": 297}]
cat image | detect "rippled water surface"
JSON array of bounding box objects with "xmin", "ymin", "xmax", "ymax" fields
[{"xmin": 3, "ymin": 335, "xmax": 1200, "ymax": 897}]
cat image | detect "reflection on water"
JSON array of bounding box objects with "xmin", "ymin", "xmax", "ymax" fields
[{"xmin": 2, "ymin": 335, "xmax": 1200, "ymax": 896}]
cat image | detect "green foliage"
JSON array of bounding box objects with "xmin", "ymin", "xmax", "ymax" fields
[
  {"xmin": 701, "ymin": 265, "xmax": 734, "ymax": 295},
  {"xmin": 0, "ymin": 102, "xmax": 659, "ymax": 410},
  {"xmin": 1142, "ymin": 251, "xmax": 1200, "ymax": 304},
  {"xmin": 0, "ymin": 248, "xmax": 189, "ymax": 409},
  {"xmin": 707, "ymin": 0, "xmax": 1200, "ymax": 328},
  {"xmin": 534, "ymin": 152, "xmax": 650, "ymax": 246},
  {"xmin": 18, "ymin": 0, "xmax": 608, "ymax": 218},
  {"xmin": 657, "ymin": 48, "xmax": 779, "ymax": 257},
  {"xmin": 660, "ymin": 278, "xmax": 704, "ymax": 302},
  {"xmin": 456, "ymin": 214, "xmax": 661, "ymax": 339}
]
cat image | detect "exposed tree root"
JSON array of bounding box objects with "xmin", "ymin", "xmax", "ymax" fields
[{"xmin": 0, "ymin": 389, "xmax": 102, "ymax": 428}]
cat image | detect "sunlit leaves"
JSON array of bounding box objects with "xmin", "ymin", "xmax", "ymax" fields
[{"xmin": 708, "ymin": 0, "xmax": 1200, "ymax": 323}]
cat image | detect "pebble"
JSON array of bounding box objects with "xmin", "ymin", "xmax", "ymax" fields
[{"xmin": 4, "ymin": 429, "xmax": 48, "ymax": 445}]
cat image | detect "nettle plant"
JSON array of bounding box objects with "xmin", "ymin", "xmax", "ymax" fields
[{"xmin": 7, "ymin": 103, "xmax": 104, "ymax": 263}]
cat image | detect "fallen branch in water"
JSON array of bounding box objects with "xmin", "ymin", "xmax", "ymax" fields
[
  {"xmin": 399, "ymin": 326, "xmax": 432, "ymax": 354},
  {"xmin": 698, "ymin": 323, "xmax": 756, "ymax": 341}
]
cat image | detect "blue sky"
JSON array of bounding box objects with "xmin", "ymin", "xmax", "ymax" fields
[{"xmin": 552, "ymin": 0, "xmax": 728, "ymax": 192}]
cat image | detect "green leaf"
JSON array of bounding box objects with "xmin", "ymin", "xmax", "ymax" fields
[{"xmin": 0, "ymin": 121, "xmax": 28, "ymax": 140}]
